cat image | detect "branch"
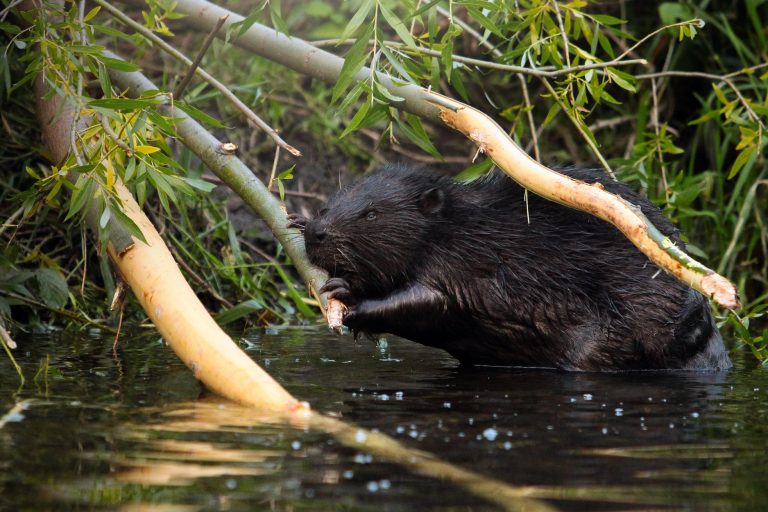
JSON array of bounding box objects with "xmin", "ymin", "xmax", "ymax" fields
[
  {"xmin": 125, "ymin": 0, "xmax": 739, "ymax": 309},
  {"xmin": 637, "ymin": 70, "xmax": 767, "ymax": 131},
  {"xmin": 310, "ymin": 38, "xmax": 648, "ymax": 78},
  {"xmin": 95, "ymin": 0, "xmax": 301, "ymax": 156},
  {"xmin": 103, "ymin": 53, "xmax": 327, "ymax": 300}
]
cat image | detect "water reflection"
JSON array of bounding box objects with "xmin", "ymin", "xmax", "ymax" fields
[{"xmin": 0, "ymin": 327, "xmax": 766, "ymax": 511}]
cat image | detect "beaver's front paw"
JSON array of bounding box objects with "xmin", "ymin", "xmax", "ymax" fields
[
  {"xmin": 286, "ymin": 212, "xmax": 308, "ymax": 231},
  {"xmin": 319, "ymin": 277, "xmax": 355, "ymax": 304}
]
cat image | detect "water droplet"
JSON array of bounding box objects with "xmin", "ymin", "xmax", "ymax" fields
[{"xmin": 355, "ymin": 430, "xmax": 367, "ymax": 443}]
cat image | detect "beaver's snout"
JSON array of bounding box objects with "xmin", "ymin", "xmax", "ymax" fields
[{"xmin": 304, "ymin": 220, "xmax": 328, "ymax": 244}]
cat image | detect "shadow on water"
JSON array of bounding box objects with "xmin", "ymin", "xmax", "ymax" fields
[{"xmin": 0, "ymin": 326, "xmax": 767, "ymax": 510}]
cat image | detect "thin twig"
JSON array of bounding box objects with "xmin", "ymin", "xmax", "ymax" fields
[
  {"xmin": 540, "ymin": 77, "xmax": 614, "ymax": 176},
  {"xmin": 112, "ymin": 301, "xmax": 124, "ymax": 357},
  {"xmin": 637, "ymin": 70, "xmax": 767, "ymax": 131},
  {"xmin": 518, "ymin": 75, "xmax": 540, "ymax": 161},
  {"xmin": 174, "ymin": 14, "xmax": 228, "ymax": 100},
  {"xmin": 0, "ymin": 319, "xmax": 23, "ymax": 384},
  {"xmin": 649, "ymin": 77, "xmax": 669, "ymax": 200},
  {"xmin": 94, "ymin": 0, "xmax": 302, "ymax": 157},
  {"xmin": 551, "ymin": 0, "xmax": 575, "ymax": 105},
  {"xmin": 311, "ymin": 38, "xmax": 648, "ymax": 78},
  {"xmin": 267, "ymin": 146, "xmax": 280, "ymax": 192},
  {"xmin": 588, "ymin": 115, "xmax": 633, "ymax": 132},
  {"xmin": 615, "ymin": 19, "xmax": 703, "ymax": 61},
  {"xmin": 0, "ymin": 206, "xmax": 24, "ymax": 239},
  {"xmin": 99, "ymin": 114, "xmax": 133, "ymax": 156}
]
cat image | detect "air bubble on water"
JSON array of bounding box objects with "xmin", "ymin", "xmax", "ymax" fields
[
  {"xmin": 354, "ymin": 453, "xmax": 373, "ymax": 464},
  {"xmin": 355, "ymin": 430, "xmax": 367, "ymax": 443},
  {"xmin": 691, "ymin": 412, "xmax": 700, "ymax": 418},
  {"xmin": 583, "ymin": 394, "xmax": 593, "ymax": 401},
  {"xmin": 366, "ymin": 481, "xmax": 379, "ymax": 493},
  {"xmin": 443, "ymin": 402, "xmax": 451, "ymax": 409},
  {"xmin": 226, "ymin": 479, "xmax": 237, "ymax": 490},
  {"xmin": 379, "ymin": 479, "xmax": 391, "ymax": 490},
  {"xmin": 483, "ymin": 428, "xmax": 498, "ymax": 441},
  {"xmin": 468, "ymin": 418, "xmax": 474, "ymax": 425},
  {"xmin": 546, "ymin": 425, "xmax": 554, "ymax": 430},
  {"xmin": 669, "ymin": 423, "xmax": 675, "ymax": 429},
  {"xmin": 343, "ymin": 470, "xmax": 354, "ymax": 479},
  {"xmin": 570, "ymin": 398, "xmax": 576, "ymax": 403},
  {"xmin": 409, "ymin": 430, "xmax": 419, "ymax": 439},
  {"xmin": 291, "ymin": 440, "xmax": 302, "ymax": 450},
  {"xmin": 378, "ymin": 394, "xmax": 390, "ymax": 401},
  {"xmin": 396, "ymin": 425, "xmax": 405, "ymax": 434},
  {"xmin": 395, "ymin": 391, "xmax": 404, "ymax": 400},
  {"xmin": 601, "ymin": 427, "xmax": 608, "ymax": 435},
  {"xmin": 615, "ymin": 408, "xmax": 624, "ymax": 417},
  {"xmin": 504, "ymin": 441, "xmax": 512, "ymax": 450}
]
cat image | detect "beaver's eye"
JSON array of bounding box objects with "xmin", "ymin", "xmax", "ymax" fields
[{"xmin": 365, "ymin": 210, "xmax": 377, "ymax": 221}]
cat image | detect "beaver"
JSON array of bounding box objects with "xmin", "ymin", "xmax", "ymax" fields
[{"xmin": 288, "ymin": 163, "xmax": 732, "ymax": 371}]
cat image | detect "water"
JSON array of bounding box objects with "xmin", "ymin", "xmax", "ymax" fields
[{"xmin": 1, "ymin": 326, "xmax": 767, "ymax": 510}]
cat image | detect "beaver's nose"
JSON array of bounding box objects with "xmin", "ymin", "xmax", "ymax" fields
[{"xmin": 305, "ymin": 221, "xmax": 327, "ymax": 243}]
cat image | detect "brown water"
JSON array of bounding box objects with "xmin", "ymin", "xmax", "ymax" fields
[{"xmin": 1, "ymin": 326, "xmax": 767, "ymax": 511}]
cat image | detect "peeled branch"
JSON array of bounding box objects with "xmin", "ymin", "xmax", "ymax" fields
[
  {"xmin": 428, "ymin": 92, "xmax": 740, "ymax": 309},
  {"xmin": 326, "ymin": 299, "xmax": 348, "ymax": 334}
]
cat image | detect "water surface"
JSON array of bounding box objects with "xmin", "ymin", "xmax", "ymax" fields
[{"xmin": 1, "ymin": 326, "xmax": 766, "ymax": 510}]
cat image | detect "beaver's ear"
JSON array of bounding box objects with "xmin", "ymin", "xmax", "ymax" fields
[{"xmin": 418, "ymin": 187, "xmax": 445, "ymax": 215}]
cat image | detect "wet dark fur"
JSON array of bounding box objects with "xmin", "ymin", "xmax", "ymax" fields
[{"xmin": 295, "ymin": 164, "xmax": 731, "ymax": 371}]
